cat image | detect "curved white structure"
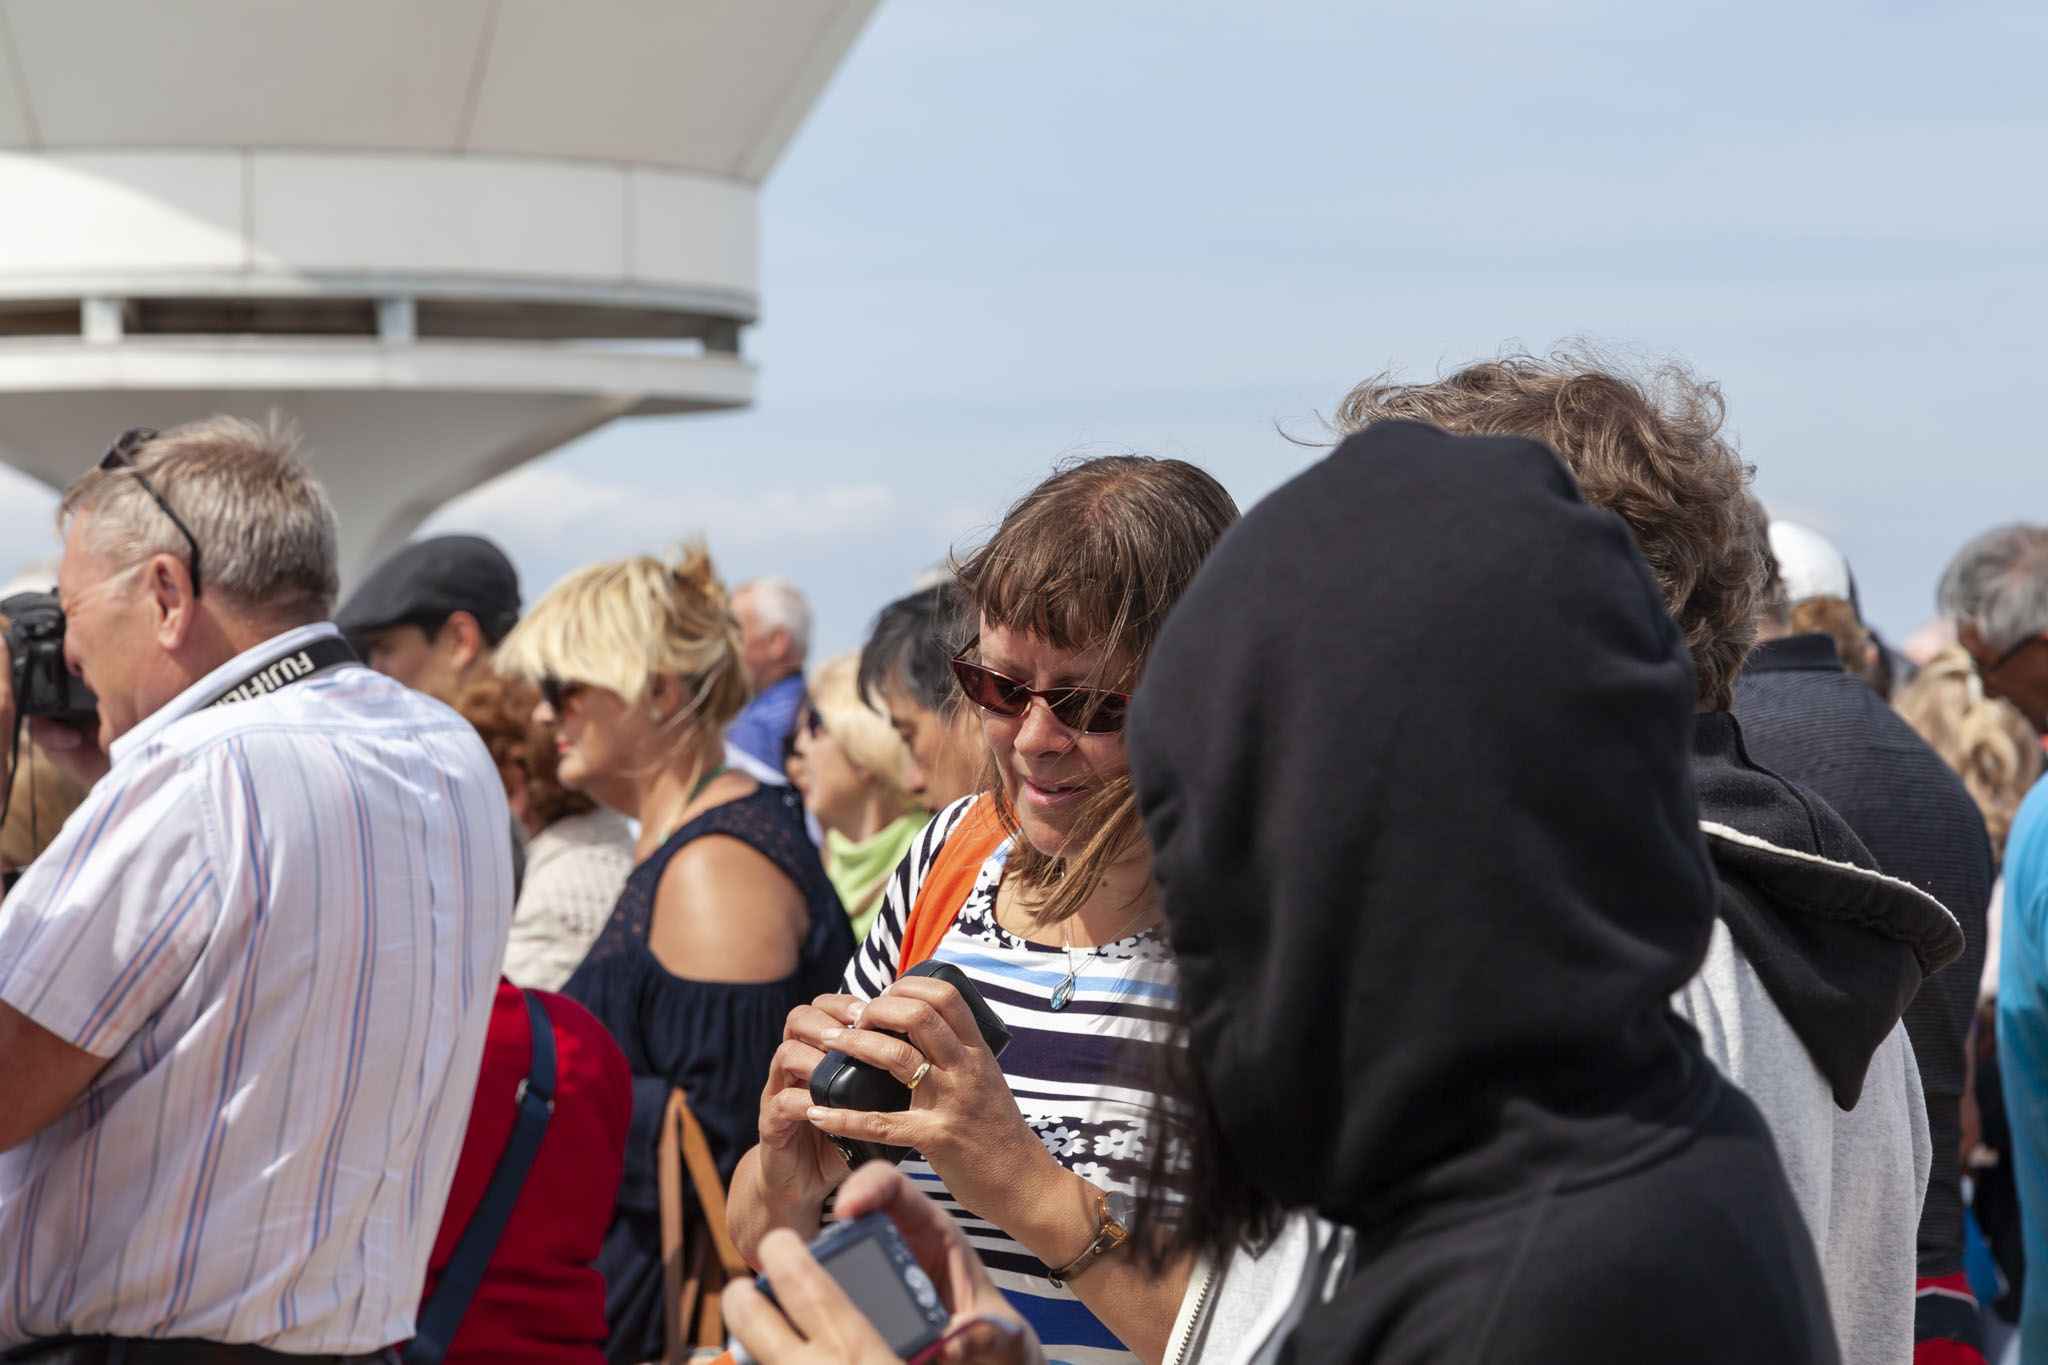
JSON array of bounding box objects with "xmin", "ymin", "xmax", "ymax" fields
[{"xmin": 0, "ymin": 0, "xmax": 876, "ymax": 577}]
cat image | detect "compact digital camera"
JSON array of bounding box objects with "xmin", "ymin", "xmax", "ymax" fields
[
  {"xmin": 728, "ymin": 1212, "xmax": 951, "ymax": 1365},
  {"xmin": 1, "ymin": 592, "xmax": 99, "ymax": 722}
]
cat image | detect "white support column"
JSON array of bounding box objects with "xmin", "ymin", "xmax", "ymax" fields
[
  {"xmin": 81, "ymin": 298, "xmax": 124, "ymax": 344},
  {"xmin": 376, "ymin": 297, "xmax": 417, "ymax": 344}
]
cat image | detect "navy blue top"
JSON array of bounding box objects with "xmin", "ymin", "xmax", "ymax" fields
[
  {"xmin": 1733, "ymin": 631, "xmax": 1992, "ymax": 1285},
  {"xmin": 563, "ymin": 784, "xmax": 852, "ymax": 1365}
]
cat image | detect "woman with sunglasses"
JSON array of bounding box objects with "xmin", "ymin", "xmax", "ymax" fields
[
  {"xmin": 495, "ymin": 546, "xmax": 855, "ymax": 1365},
  {"xmin": 728, "ymin": 456, "xmax": 1238, "ymax": 1365}
]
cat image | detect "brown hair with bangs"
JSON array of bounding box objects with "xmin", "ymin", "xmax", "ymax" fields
[
  {"xmin": 954, "ymin": 455, "xmax": 1239, "ymax": 924},
  {"xmin": 1333, "ymin": 346, "xmax": 1762, "ymax": 710}
]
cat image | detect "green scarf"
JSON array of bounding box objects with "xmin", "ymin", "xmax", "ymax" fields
[{"xmin": 826, "ymin": 813, "xmax": 929, "ymax": 942}]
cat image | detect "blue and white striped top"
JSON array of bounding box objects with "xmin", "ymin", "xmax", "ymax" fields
[
  {"xmin": 845, "ymin": 796, "xmax": 1179, "ymax": 1365},
  {"xmin": 0, "ymin": 623, "xmax": 513, "ymax": 1353}
]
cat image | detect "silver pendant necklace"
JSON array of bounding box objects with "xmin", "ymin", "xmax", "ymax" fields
[{"xmin": 1051, "ymin": 902, "xmax": 1156, "ymax": 1011}]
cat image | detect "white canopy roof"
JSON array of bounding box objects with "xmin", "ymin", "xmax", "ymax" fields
[{"xmin": 0, "ymin": 0, "xmax": 872, "ymax": 182}]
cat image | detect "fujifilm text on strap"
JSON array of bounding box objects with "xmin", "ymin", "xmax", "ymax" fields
[{"xmin": 203, "ymin": 636, "xmax": 360, "ymax": 710}]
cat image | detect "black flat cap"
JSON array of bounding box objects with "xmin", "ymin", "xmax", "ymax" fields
[{"xmin": 337, "ymin": 534, "xmax": 521, "ymax": 645}]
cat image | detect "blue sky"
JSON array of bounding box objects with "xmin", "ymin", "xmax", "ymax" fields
[{"xmin": 12, "ymin": 0, "xmax": 2047, "ymax": 657}]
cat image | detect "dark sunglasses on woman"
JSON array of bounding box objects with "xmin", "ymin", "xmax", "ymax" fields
[
  {"xmin": 948, "ymin": 653, "xmax": 1130, "ymax": 735},
  {"xmin": 539, "ymin": 676, "xmax": 585, "ymax": 711}
]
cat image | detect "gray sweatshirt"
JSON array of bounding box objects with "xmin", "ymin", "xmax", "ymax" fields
[{"xmin": 1674, "ymin": 920, "xmax": 1930, "ymax": 1365}]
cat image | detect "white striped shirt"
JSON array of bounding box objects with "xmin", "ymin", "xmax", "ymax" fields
[
  {"xmin": 0, "ymin": 623, "xmax": 513, "ymax": 1353},
  {"xmin": 846, "ymin": 797, "xmax": 1180, "ymax": 1365}
]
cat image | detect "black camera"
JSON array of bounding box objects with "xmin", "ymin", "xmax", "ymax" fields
[
  {"xmin": 2, "ymin": 592, "xmax": 99, "ymax": 722},
  {"xmin": 810, "ymin": 961, "xmax": 1013, "ymax": 1168}
]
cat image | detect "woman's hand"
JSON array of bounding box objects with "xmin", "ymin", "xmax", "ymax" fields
[
  {"xmin": 726, "ymin": 1161, "xmax": 1042, "ymax": 1365},
  {"xmin": 751, "ymin": 996, "xmax": 868, "ymax": 1219},
  {"xmin": 803, "ymin": 976, "xmax": 1070, "ymax": 1230}
]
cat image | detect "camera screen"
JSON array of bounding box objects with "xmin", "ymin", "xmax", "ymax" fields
[{"xmin": 823, "ymin": 1235, "xmax": 938, "ymax": 1354}]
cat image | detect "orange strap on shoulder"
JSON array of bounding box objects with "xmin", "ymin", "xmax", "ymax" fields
[{"xmin": 896, "ymin": 792, "xmax": 1008, "ymax": 975}]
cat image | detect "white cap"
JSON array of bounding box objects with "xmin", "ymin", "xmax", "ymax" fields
[{"xmin": 1768, "ymin": 521, "xmax": 1858, "ymax": 610}]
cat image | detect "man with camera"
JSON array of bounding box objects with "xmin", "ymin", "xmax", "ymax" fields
[{"xmin": 0, "ymin": 418, "xmax": 514, "ymax": 1365}]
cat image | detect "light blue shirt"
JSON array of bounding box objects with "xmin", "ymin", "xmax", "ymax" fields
[
  {"xmin": 1999, "ymin": 776, "xmax": 2048, "ymax": 1361},
  {"xmin": 726, "ymin": 672, "xmax": 806, "ymax": 774}
]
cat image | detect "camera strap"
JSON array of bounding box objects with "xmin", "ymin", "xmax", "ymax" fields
[{"xmin": 201, "ymin": 635, "xmax": 360, "ymax": 711}]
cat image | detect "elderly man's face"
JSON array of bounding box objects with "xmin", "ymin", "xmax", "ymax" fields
[
  {"xmin": 56, "ymin": 514, "xmax": 165, "ymax": 747},
  {"xmin": 731, "ymin": 587, "xmax": 792, "ymax": 694},
  {"xmin": 1962, "ymin": 621, "xmax": 2048, "ymax": 736}
]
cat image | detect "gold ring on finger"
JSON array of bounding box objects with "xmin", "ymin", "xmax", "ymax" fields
[{"xmin": 906, "ymin": 1061, "xmax": 933, "ymax": 1092}]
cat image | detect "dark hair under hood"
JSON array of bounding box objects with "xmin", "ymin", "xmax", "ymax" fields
[{"xmin": 1129, "ymin": 421, "xmax": 1836, "ymax": 1363}]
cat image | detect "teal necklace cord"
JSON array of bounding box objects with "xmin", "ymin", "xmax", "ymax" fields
[
  {"xmin": 650, "ymin": 762, "xmax": 730, "ymax": 849},
  {"xmin": 688, "ymin": 762, "xmax": 729, "ymax": 804}
]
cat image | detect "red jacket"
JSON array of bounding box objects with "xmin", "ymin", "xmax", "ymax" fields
[{"xmin": 417, "ymin": 980, "xmax": 632, "ymax": 1365}]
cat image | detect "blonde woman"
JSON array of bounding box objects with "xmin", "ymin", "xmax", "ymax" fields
[
  {"xmin": 496, "ymin": 545, "xmax": 855, "ymax": 1365},
  {"xmin": 794, "ymin": 652, "xmax": 928, "ymax": 940},
  {"xmin": 1897, "ymin": 641, "xmax": 2044, "ymax": 1009}
]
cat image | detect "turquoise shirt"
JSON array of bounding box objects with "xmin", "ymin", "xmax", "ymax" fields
[{"xmin": 1999, "ymin": 776, "xmax": 2048, "ymax": 1361}]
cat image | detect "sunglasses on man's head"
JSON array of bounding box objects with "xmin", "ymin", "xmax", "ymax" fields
[
  {"xmin": 948, "ymin": 653, "xmax": 1131, "ymax": 735},
  {"xmin": 539, "ymin": 676, "xmax": 586, "ymax": 712},
  {"xmin": 100, "ymin": 427, "xmax": 203, "ymax": 597}
]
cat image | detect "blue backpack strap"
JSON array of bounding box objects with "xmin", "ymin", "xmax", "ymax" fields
[{"xmin": 403, "ymin": 990, "xmax": 558, "ymax": 1365}]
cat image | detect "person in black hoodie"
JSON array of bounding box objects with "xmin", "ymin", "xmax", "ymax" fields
[
  {"xmin": 1128, "ymin": 419, "xmax": 1838, "ymax": 1364},
  {"xmin": 1336, "ymin": 350, "xmax": 1965, "ymax": 1364}
]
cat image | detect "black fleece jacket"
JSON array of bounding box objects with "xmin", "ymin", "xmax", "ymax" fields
[{"xmin": 1734, "ymin": 632, "xmax": 1990, "ymax": 1280}]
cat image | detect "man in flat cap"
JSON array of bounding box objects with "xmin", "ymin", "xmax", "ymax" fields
[{"xmin": 339, "ymin": 534, "xmax": 521, "ymax": 704}]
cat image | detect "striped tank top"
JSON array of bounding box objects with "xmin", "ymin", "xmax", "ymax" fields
[{"xmin": 844, "ymin": 796, "xmax": 1179, "ymax": 1365}]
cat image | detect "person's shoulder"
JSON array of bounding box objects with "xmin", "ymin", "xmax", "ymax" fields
[
  {"xmin": 530, "ymin": 808, "xmax": 635, "ymax": 866},
  {"xmin": 664, "ymin": 826, "xmax": 797, "ymax": 901},
  {"xmin": 163, "ymin": 664, "xmax": 466, "ymax": 750},
  {"xmin": 557, "ymin": 806, "xmax": 634, "ymax": 846},
  {"xmin": 925, "ymin": 794, "xmax": 985, "ymax": 850},
  {"xmin": 295, "ymin": 665, "xmax": 473, "ymax": 732},
  {"xmin": 650, "ymin": 833, "xmax": 805, "ymax": 981}
]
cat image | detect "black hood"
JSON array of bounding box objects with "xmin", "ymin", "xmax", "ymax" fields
[
  {"xmin": 1693, "ymin": 711, "xmax": 1962, "ymax": 1108},
  {"xmin": 1130, "ymin": 420, "xmax": 1727, "ymax": 1230}
]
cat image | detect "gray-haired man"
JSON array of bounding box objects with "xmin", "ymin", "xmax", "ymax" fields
[
  {"xmin": 0, "ymin": 416, "xmax": 511, "ymax": 1362},
  {"xmin": 1941, "ymin": 524, "xmax": 2048, "ymax": 734}
]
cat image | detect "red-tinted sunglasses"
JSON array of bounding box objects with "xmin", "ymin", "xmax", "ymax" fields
[{"xmin": 948, "ymin": 653, "xmax": 1131, "ymax": 735}]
